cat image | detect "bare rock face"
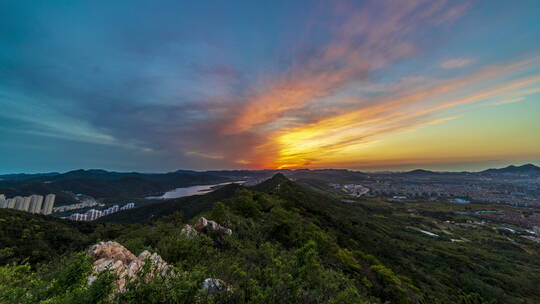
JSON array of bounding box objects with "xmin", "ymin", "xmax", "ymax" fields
[
  {"xmin": 87, "ymin": 241, "xmax": 169, "ymax": 292},
  {"xmin": 181, "ymin": 217, "xmax": 232, "ymax": 237},
  {"xmin": 180, "ymin": 224, "xmax": 198, "ymax": 238},
  {"xmin": 202, "ymin": 278, "xmax": 231, "ymax": 295},
  {"xmin": 88, "ymin": 241, "xmax": 137, "ymax": 265}
]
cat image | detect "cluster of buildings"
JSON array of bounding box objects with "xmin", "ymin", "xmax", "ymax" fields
[
  {"xmin": 358, "ymin": 177, "xmax": 540, "ymax": 206},
  {"xmin": 475, "ymin": 210, "xmax": 540, "ymax": 228},
  {"xmin": 455, "ymin": 209, "xmax": 540, "ymax": 243},
  {"xmin": 329, "ymin": 184, "xmax": 370, "ymax": 197},
  {"xmin": 0, "ymin": 194, "xmax": 55, "ymax": 215},
  {"xmin": 523, "ymin": 226, "xmax": 540, "ymax": 243},
  {"xmin": 67, "ymin": 202, "xmax": 135, "ymax": 221},
  {"xmin": 53, "ymin": 200, "xmax": 98, "ymax": 213}
]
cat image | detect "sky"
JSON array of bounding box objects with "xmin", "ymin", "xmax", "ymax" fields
[{"xmin": 1, "ymin": 0, "xmax": 540, "ymax": 173}]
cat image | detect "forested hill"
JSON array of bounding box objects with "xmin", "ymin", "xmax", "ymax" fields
[
  {"xmin": 0, "ymin": 169, "xmax": 230, "ymax": 203},
  {"xmin": 1, "ymin": 174, "xmax": 539, "ymax": 303},
  {"xmin": 96, "ymin": 183, "xmax": 242, "ymax": 224}
]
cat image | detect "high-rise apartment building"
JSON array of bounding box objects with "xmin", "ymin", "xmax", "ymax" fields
[
  {"xmin": 6, "ymin": 198, "xmax": 16, "ymax": 209},
  {"xmin": 68, "ymin": 213, "xmax": 87, "ymax": 221},
  {"xmin": 42, "ymin": 194, "xmax": 55, "ymax": 215},
  {"xmin": 121, "ymin": 202, "xmax": 135, "ymax": 210},
  {"xmin": 29, "ymin": 195, "xmax": 44, "ymax": 214},
  {"xmin": 21, "ymin": 196, "xmax": 31, "ymax": 212},
  {"xmin": 14, "ymin": 196, "xmax": 24, "ymax": 210},
  {"xmin": 85, "ymin": 209, "xmax": 103, "ymax": 221},
  {"xmin": 102, "ymin": 205, "xmax": 119, "ymax": 216},
  {"xmin": 67, "ymin": 202, "xmax": 136, "ymax": 222},
  {"xmin": 1, "ymin": 194, "xmax": 56, "ymax": 215}
]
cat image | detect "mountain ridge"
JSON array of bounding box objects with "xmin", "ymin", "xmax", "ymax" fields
[
  {"xmin": 481, "ymin": 163, "xmax": 540, "ymax": 175},
  {"xmin": 2, "ymin": 163, "xmax": 540, "ymax": 180}
]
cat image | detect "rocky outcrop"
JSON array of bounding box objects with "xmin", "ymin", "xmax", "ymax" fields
[
  {"xmin": 180, "ymin": 224, "xmax": 199, "ymax": 238},
  {"xmin": 181, "ymin": 217, "xmax": 232, "ymax": 238},
  {"xmin": 87, "ymin": 241, "xmax": 169, "ymax": 292},
  {"xmin": 202, "ymin": 278, "xmax": 232, "ymax": 295}
]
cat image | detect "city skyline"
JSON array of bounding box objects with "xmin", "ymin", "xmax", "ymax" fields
[
  {"xmin": 0, "ymin": 193, "xmax": 55, "ymax": 215},
  {"xmin": 1, "ymin": 1, "xmax": 539, "ymax": 172}
]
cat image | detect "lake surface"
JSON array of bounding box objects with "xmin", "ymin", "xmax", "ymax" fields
[{"xmin": 145, "ymin": 181, "xmax": 245, "ymax": 200}]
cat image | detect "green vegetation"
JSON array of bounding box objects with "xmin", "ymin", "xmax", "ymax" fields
[
  {"xmin": 0, "ymin": 209, "xmax": 98, "ymax": 265},
  {"xmin": 1, "ymin": 175, "xmax": 539, "ymax": 303}
]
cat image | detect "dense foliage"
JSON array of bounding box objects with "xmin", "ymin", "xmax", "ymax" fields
[
  {"xmin": 0, "ymin": 209, "xmax": 135, "ymax": 266},
  {"xmin": 1, "ymin": 175, "xmax": 539, "ymax": 303},
  {"xmin": 0, "ymin": 209, "xmax": 97, "ymax": 265}
]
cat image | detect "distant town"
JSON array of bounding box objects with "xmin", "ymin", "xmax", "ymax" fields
[
  {"xmin": 357, "ymin": 172, "xmax": 540, "ymax": 206},
  {"xmin": 319, "ymin": 168, "xmax": 540, "ymax": 244},
  {"xmin": 1, "ymin": 164, "xmax": 539, "ymax": 231},
  {"xmin": 0, "ymin": 194, "xmax": 55, "ymax": 215},
  {"xmin": 66, "ymin": 202, "xmax": 135, "ymax": 221},
  {"xmin": 0, "ymin": 192, "xmax": 135, "ymax": 222}
]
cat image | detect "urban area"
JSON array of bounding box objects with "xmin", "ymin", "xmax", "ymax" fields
[
  {"xmin": 0, "ymin": 193, "xmax": 55, "ymax": 215},
  {"xmin": 0, "ymin": 192, "xmax": 135, "ymax": 222}
]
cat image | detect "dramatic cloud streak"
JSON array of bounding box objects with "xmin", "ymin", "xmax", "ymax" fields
[
  {"xmin": 1, "ymin": 0, "xmax": 539, "ymax": 172},
  {"xmin": 440, "ymin": 58, "xmax": 474, "ymax": 69},
  {"xmin": 262, "ymin": 58, "xmax": 540, "ymax": 168},
  {"xmin": 224, "ymin": 0, "xmax": 470, "ymax": 134}
]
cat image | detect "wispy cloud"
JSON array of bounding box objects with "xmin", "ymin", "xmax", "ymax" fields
[
  {"xmin": 2, "ymin": 0, "xmax": 540, "ymax": 171},
  {"xmin": 256, "ymin": 57, "xmax": 540, "ymax": 168},
  {"xmin": 184, "ymin": 151, "xmax": 224, "ymax": 160},
  {"xmin": 440, "ymin": 58, "xmax": 474, "ymax": 69},
  {"xmin": 487, "ymin": 97, "xmax": 525, "ymax": 106},
  {"xmin": 223, "ymin": 0, "xmax": 470, "ymax": 134}
]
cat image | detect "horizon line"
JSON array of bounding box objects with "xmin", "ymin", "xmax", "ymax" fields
[{"xmin": 1, "ymin": 162, "xmax": 539, "ymax": 176}]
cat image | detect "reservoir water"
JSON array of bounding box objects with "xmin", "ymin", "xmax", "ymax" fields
[{"xmin": 145, "ymin": 181, "xmax": 245, "ymax": 199}]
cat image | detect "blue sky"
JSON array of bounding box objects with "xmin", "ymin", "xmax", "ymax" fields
[{"xmin": 1, "ymin": 0, "xmax": 539, "ymax": 173}]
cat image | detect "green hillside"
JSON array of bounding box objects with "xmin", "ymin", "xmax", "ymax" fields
[
  {"xmin": 1, "ymin": 175, "xmax": 539, "ymax": 303},
  {"xmin": 0, "ymin": 209, "xmax": 130, "ymax": 266},
  {"xmin": 96, "ymin": 183, "xmax": 242, "ymax": 224}
]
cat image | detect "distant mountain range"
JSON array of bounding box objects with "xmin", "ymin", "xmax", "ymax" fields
[
  {"xmin": 2, "ymin": 164, "xmax": 539, "ymax": 182},
  {"xmin": 1, "ymin": 164, "xmax": 538, "ymax": 204},
  {"xmin": 398, "ymin": 164, "xmax": 540, "ymax": 176},
  {"xmin": 0, "ymin": 169, "xmax": 230, "ymax": 204},
  {"xmin": 0, "ymin": 172, "xmax": 60, "ymax": 181},
  {"xmin": 481, "ymin": 164, "xmax": 540, "ymax": 175}
]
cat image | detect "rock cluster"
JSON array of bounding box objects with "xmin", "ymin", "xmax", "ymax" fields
[
  {"xmin": 181, "ymin": 217, "xmax": 232, "ymax": 238},
  {"xmin": 180, "ymin": 224, "xmax": 199, "ymax": 238},
  {"xmin": 87, "ymin": 241, "xmax": 169, "ymax": 292},
  {"xmin": 202, "ymin": 278, "xmax": 231, "ymax": 295}
]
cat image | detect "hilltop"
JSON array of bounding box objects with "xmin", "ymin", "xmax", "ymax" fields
[{"xmin": 481, "ymin": 164, "xmax": 540, "ymax": 175}]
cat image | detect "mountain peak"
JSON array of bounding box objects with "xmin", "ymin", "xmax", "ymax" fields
[
  {"xmin": 519, "ymin": 163, "xmax": 539, "ymax": 169},
  {"xmin": 270, "ymin": 173, "xmax": 289, "ymax": 181},
  {"xmin": 404, "ymin": 169, "xmax": 437, "ymax": 175},
  {"xmin": 250, "ymin": 173, "xmax": 290, "ymax": 193},
  {"xmin": 482, "ymin": 164, "xmax": 540, "ymax": 175}
]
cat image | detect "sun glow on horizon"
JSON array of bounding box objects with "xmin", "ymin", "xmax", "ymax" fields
[{"xmin": 1, "ymin": 0, "xmax": 540, "ymax": 172}]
